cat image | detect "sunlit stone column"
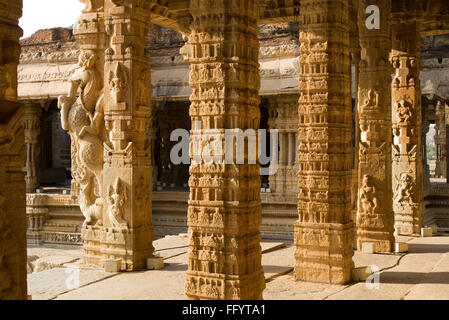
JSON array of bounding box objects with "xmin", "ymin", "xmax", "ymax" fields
[
  {"xmin": 59, "ymin": 1, "xmax": 154, "ymax": 270},
  {"xmin": 101, "ymin": 0, "xmax": 154, "ymax": 270},
  {"xmin": 295, "ymin": 0, "xmax": 354, "ymax": 284},
  {"xmin": 58, "ymin": 2, "xmax": 108, "ymax": 267},
  {"xmin": 391, "ymin": 21, "xmax": 424, "ymax": 235},
  {"xmin": 0, "ymin": 0, "xmax": 27, "ymax": 300},
  {"xmin": 22, "ymin": 102, "xmax": 41, "ymax": 193},
  {"xmin": 183, "ymin": 0, "xmax": 265, "ymax": 299},
  {"xmin": 356, "ymin": 0, "xmax": 394, "ymax": 252}
]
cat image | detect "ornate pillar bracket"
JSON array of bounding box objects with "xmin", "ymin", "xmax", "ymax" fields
[
  {"xmin": 295, "ymin": 0, "xmax": 354, "ymax": 284},
  {"xmin": 391, "ymin": 20, "xmax": 424, "ymax": 235},
  {"xmin": 183, "ymin": 0, "xmax": 265, "ymax": 300}
]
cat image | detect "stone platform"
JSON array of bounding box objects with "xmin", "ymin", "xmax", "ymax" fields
[{"xmin": 27, "ymin": 234, "xmax": 449, "ymax": 300}]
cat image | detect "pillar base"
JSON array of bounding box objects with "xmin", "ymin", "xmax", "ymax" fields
[
  {"xmin": 185, "ymin": 271, "xmax": 265, "ymax": 300},
  {"xmin": 294, "ymin": 222, "xmax": 354, "ymax": 284},
  {"xmin": 394, "ymin": 202, "xmax": 425, "ymax": 236},
  {"xmin": 357, "ymin": 212, "xmax": 394, "ymax": 253},
  {"xmin": 82, "ymin": 224, "xmax": 153, "ymax": 270}
]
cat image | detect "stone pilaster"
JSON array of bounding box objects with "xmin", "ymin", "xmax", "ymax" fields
[
  {"xmin": 22, "ymin": 102, "xmax": 41, "ymax": 193},
  {"xmin": 267, "ymin": 94, "xmax": 299, "ymax": 195},
  {"xmin": 183, "ymin": 0, "xmax": 265, "ymax": 299},
  {"xmin": 295, "ymin": 0, "xmax": 354, "ymax": 284},
  {"xmin": 0, "ymin": 0, "xmax": 27, "ymax": 300},
  {"xmin": 391, "ymin": 21, "xmax": 424, "ymax": 235},
  {"xmin": 356, "ymin": 0, "xmax": 394, "ymax": 252},
  {"xmin": 101, "ymin": 0, "xmax": 154, "ymax": 270}
]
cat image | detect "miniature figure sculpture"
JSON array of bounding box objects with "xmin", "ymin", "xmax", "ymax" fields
[{"xmin": 360, "ymin": 174, "xmax": 378, "ymax": 214}]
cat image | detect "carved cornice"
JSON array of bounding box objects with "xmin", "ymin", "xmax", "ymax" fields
[{"xmin": 19, "ymin": 49, "xmax": 80, "ymax": 65}]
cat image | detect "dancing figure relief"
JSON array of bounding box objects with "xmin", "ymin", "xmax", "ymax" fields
[{"xmin": 359, "ymin": 174, "xmax": 378, "ymax": 214}]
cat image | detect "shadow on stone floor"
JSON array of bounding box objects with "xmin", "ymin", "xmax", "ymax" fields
[
  {"xmin": 379, "ymin": 272, "xmax": 449, "ymax": 284},
  {"xmin": 408, "ymin": 243, "xmax": 449, "ymax": 253},
  {"xmin": 164, "ymin": 263, "xmax": 188, "ymax": 271},
  {"xmin": 263, "ymin": 265, "xmax": 293, "ymax": 274}
]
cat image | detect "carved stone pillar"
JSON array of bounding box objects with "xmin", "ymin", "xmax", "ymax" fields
[
  {"xmin": 356, "ymin": 0, "xmax": 394, "ymax": 252},
  {"xmin": 101, "ymin": 1, "xmax": 154, "ymax": 270},
  {"xmin": 0, "ymin": 0, "xmax": 27, "ymax": 300},
  {"xmin": 295, "ymin": 0, "xmax": 354, "ymax": 284},
  {"xmin": 183, "ymin": 0, "xmax": 265, "ymax": 299},
  {"xmin": 58, "ymin": 2, "xmax": 108, "ymax": 267},
  {"xmin": 391, "ymin": 21, "xmax": 424, "ymax": 235},
  {"xmin": 435, "ymin": 101, "xmax": 447, "ymax": 178},
  {"xmin": 22, "ymin": 102, "xmax": 41, "ymax": 193},
  {"xmin": 59, "ymin": 1, "xmax": 154, "ymax": 270}
]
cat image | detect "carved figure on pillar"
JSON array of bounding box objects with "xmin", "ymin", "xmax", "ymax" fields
[
  {"xmin": 391, "ymin": 18, "xmax": 424, "ymax": 235},
  {"xmin": 357, "ymin": 0, "xmax": 395, "ymax": 251},
  {"xmin": 58, "ymin": 50, "xmax": 105, "ymax": 227}
]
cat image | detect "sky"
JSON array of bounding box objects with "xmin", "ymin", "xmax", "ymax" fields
[{"xmin": 20, "ymin": 0, "xmax": 85, "ymax": 38}]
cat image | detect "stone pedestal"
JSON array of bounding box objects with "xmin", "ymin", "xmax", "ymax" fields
[{"xmin": 295, "ymin": 0, "xmax": 354, "ymax": 284}]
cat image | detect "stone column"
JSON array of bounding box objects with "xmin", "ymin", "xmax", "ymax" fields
[
  {"xmin": 435, "ymin": 101, "xmax": 446, "ymax": 178},
  {"xmin": 391, "ymin": 21, "xmax": 424, "ymax": 235},
  {"xmin": 22, "ymin": 102, "xmax": 41, "ymax": 193},
  {"xmin": 422, "ymin": 116, "xmax": 431, "ymax": 195},
  {"xmin": 288, "ymin": 132, "xmax": 295, "ymax": 166},
  {"xmin": 101, "ymin": 1, "xmax": 154, "ymax": 270},
  {"xmin": 356, "ymin": 0, "xmax": 394, "ymax": 252},
  {"xmin": 58, "ymin": 3, "xmax": 108, "ymax": 267},
  {"xmin": 0, "ymin": 0, "xmax": 27, "ymax": 300},
  {"xmin": 183, "ymin": 0, "xmax": 265, "ymax": 299},
  {"xmin": 58, "ymin": 1, "xmax": 154, "ymax": 270},
  {"xmin": 295, "ymin": 0, "xmax": 354, "ymax": 284}
]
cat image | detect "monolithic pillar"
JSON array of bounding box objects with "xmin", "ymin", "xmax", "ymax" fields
[
  {"xmin": 22, "ymin": 102, "xmax": 41, "ymax": 193},
  {"xmin": 356, "ymin": 0, "xmax": 394, "ymax": 252},
  {"xmin": 295, "ymin": 0, "xmax": 354, "ymax": 284},
  {"xmin": 0, "ymin": 0, "xmax": 27, "ymax": 300},
  {"xmin": 391, "ymin": 21, "xmax": 424, "ymax": 235},
  {"xmin": 60, "ymin": 2, "xmax": 107, "ymax": 267},
  {"xmin": 183, "ymin": 0, "xmax": 265, "ymax": 299},
  {"xmin": 102, "ymin": 0, "xmax": 154, "ymax": 270},
  {"xmin": 435, "ymin": 101, "xmax": 447, "ymax": 178},
  {"xmin": 59, "ymin": 1, "xmax": 154, "ymax": 270}
]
